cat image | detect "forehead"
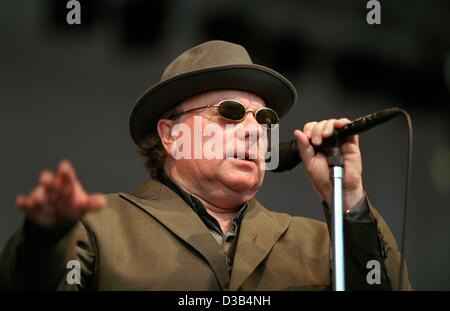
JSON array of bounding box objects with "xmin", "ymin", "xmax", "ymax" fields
[{"xmin": 178, "ymin": 89, "xmax": 266, "ymax": 111}]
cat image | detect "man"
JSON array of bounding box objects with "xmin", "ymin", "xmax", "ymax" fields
[{"xmin": 0, "ymin": 40, "xmax": 410, "ymax": 290}]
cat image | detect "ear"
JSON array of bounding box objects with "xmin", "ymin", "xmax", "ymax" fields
[{"xmin": 157, "ymin": 118, "xmax": 176, "ymax": 155}]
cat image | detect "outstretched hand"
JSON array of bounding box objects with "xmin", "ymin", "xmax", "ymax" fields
[{"xmin": 16, "ymin": 160, "xmax": 106, "ymax": 227}]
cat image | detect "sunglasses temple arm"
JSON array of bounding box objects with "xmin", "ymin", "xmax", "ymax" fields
[{"xmin": 169, "ymin": 105, "xmax": 212, "ymax": 119}]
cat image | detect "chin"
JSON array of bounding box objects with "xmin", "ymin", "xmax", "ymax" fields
[{"xmin": 221, "ymin": 170, "xmax": 260, "ymax": 193}]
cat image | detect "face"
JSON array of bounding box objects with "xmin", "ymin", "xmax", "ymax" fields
[{"xmin": 158, "ymin": 90, "xmax": 269, "ymax": 209}]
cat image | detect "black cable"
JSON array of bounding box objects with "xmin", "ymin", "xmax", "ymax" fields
[{"xmin": 397, "ymin": 109, "xmax": 413, "ymax": 291}]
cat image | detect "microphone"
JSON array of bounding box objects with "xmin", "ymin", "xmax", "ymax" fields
[{"xmin": 271, "ymin": 107, "xmax": 402, "ymax": 172}]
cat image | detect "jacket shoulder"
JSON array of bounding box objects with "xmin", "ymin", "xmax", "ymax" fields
[
  {"xmin": 80, "ymin": 192, "xmax": 143, "ymax": 230},
  {"xmin": 255, "ymin": 201, "xmax": 328, "ymax": 238},
  {"xmin": 289, "ymin": 215, "xmax": 328, "ymax": 234}
]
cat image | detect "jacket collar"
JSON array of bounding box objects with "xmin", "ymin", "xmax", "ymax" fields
[
  {"xmin": 118, "ymin": 178, "xmax": 290, "ymax": 290},
  {"xmin": 229, "ymin": 198, "xmax": 291, "ymax": 290}
]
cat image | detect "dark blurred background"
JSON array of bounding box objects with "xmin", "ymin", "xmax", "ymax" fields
[{"xmin": 1, "ymin": 0, "xmax": 449, "ymax": 290}]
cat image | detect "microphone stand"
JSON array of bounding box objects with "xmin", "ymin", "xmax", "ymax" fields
[
  {"xmin": 272, "ymin": 108, "xmax": 406, "ymax": 290},
  {"xmin": 327, "ymin": 143, "xmax": 345, "ymax": 291}
]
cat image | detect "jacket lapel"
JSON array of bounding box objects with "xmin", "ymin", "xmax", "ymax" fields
[
  {"xmin": 229, "ymin": 198, "xmax": 291, "ymax": 290},
  {"xmin": 118, "ymin": 179, "xmax": 230, "ymax": 290}
]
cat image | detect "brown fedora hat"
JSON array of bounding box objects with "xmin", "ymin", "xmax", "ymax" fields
[{"xmin": 129, "ymin": 40, "xmax": 297, "ymax": 147}]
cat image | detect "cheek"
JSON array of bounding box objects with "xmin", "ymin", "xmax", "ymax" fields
[{"xmin": 177, "ymin": 117, "xmax": 265, "ymax": 185}]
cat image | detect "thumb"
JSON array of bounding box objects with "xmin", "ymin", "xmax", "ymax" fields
[
  {"xmin": 86, "ymin": 193, "xmax": 107, "ymax": 211},
  {"xmin": 293, "ymin": 129, "xmax": 315, "ymax": 165}
]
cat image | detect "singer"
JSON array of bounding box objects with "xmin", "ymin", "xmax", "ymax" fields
[{"xmin": 0, "ymin": 41, "xmax": 411, "ymax": 290}]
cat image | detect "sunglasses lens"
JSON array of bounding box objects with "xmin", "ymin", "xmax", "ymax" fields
[
  {"xmin": 218, "ymin": 100, "xmax": 246, "ymax": 120},
  {"xmin": 256, "ymin": 108, "xmax": 279, "ymax": 125}
]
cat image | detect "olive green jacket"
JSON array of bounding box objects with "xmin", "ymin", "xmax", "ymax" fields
[{"xmin": 0, "ymin": 178, "xmax": 410, "ymax": 290}]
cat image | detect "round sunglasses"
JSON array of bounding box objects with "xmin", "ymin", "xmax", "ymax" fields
[{"xmin": 167, "ymin": 99, "xmax": 279, "ymax": 126}]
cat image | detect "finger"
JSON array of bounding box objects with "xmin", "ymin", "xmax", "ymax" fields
[
  {"xmin": 25, "ymin": 186, "xmax": 51, "ymax": 224},
  {"xmin": 293, "ymin": 129, "xmax": 315, "ymax": 165},
  {"xmin": 334, "ymin": 118, "xmax": 352, "ymax": 128},
  {"xmin": 30, "ymin": 185, "xmax": 46, "ymax": 208},
  {"xmin": 55, "ymin": 160, "xmax": 77, "ymax": 202},
  {"xmin": 346, "ymin": 133, "xmax": 359, "ymax": 145},
  {"xmin": 335, "ymin": 118, "xmax": 359, "ymax": 150},
  {"xmin": 303, "ymin": 122, "xmax": 317, "ymax": 138},
  {"xmin": 58, "ymin": 160, "xmax": 77, "ymax": 188},
  {"xmin": 323, "ymin": 119, "xmax": 337, "ymax": 138},
  {"xmin": 16, "ymin": 194, "xmax": 32, "ymax": 212},
  {"xmin": 329, "ymin": 118, "xmax": 359, "ymax": 152},
  {"xmin": 39, "ymin": 170, "xmax": 55, "ymax": 189},
  {"xmin": 53, "ymin": 161, "xmax": 79, "ymax": 219},
  {"xmin": 311, "ymin": 120, "xmax": 328, "ymax": 146},
  {"xmin": 39, "ymin": 170, "xmax": 56, "ymax": 200},
  {"xmin": 86, "ymin": 194, "xmax": 107, "ymax": 211},
  {"xmin": 71, "ymin": 182, "xmax": 89, "ymax": 210},
  {"xmin": 26, "ymin": 186, "xmax": 55, "ymax": 226},
  {"xmin": 341, "ymin": 134, "xmax": 360, "ymax": 155},
  {"xmin": 16, "ymin": 194, "xmax": 26, "ymax": 209},
  {"xmin": 39, "ymin": 170, "xmax": 54, "ymax": 187}
]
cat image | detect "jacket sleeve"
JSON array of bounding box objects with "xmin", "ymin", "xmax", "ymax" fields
[
  {"xmin": 323, "ymin": 194, "xmax": 412, "ymax": 291},
  {"xmin": 0, "ymin": 219, "xmax": 97, "ymax": 290}
]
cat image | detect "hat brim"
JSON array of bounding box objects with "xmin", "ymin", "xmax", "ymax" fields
[{"xmin": 129, "ymin": 64, "xmax": 297, "ymax": 147}]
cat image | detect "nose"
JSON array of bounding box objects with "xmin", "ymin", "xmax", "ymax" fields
[
  {"xmin": 238, "ymin": 110, "xmax": 263, "ymax": 142},
  {"xmin": 242, "ymin": 109, "xmax": 259, "ymax": 125}
]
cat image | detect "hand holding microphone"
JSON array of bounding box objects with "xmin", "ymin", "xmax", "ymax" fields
[
  {"xmin": 275, "ymin": 108, "xmax": 401, "ymax": 211},
  {"xmin": 293, "ymin": 118, "xmax": 364, "ymax": 211}
]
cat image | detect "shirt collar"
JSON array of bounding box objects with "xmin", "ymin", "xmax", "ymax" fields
[{"xmin": 156, "ymin": 170, "xmax": 248, "ymax": 225}]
